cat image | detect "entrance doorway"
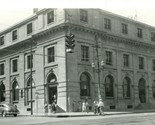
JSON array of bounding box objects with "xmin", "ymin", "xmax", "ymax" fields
[
  {"xmin": 138, "ymin": 78, "xmax": 146, "ymax": 103},
  {"xmin": 48, "ymin": 86, "xmax": 57, "ymax": 105},
  {"xmin": 46, "ymin": 72, "xmax": 58, "ymax": 105}
]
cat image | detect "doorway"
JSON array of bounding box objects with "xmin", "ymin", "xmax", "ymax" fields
[
  {"xmin": 48, "ymin": 85, "xmax": 57, "ymax": 105},
  {"xmin": 138, "ymin": 78, "xmax": 146, "ymax": 103}
]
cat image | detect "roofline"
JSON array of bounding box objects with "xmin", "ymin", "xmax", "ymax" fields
[{"xmin": 0, "ymin": 8, "xmax": 48, "ymax": 35}]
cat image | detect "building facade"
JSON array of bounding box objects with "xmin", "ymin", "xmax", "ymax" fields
[{"xmin": 0, "ymin": 9, "xmax": 155, "ymax": 114}]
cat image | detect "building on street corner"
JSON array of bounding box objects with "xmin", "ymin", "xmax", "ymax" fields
[{"xmin": 0, "ymin": 8, "xmax": 155, "ymax": 114}]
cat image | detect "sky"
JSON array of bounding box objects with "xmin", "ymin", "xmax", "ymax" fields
[{"xmin": 0, "ymin": 0, "xmax": 155, "ymax": 31}]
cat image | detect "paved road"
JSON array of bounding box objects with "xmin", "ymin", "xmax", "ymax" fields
[{"xmin": 1, "ymin": 113, "xmax": 155, "ymax": 125}]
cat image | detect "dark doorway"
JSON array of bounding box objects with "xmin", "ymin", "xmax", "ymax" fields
[
  {"xmin": 48, "ymin": 86, "xmax": 57, "ymax": 105},
  {"xmin": 0, "ymin": 82, "xmax": 5, "ymax": 102},
  {"xmin": 138, "ymin": 78, "xmax": 146, "ymax": 103}
]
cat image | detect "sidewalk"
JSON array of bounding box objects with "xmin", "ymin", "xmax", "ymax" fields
[{"xmin": 21, "ymin": 109, "xmax": 155, "ymax": 117}]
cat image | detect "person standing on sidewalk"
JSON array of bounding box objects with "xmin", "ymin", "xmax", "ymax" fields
[
  {"xmin": 82, "ymin": 101, "xmax": 86, "ymax": 112},
  {"xmin": 98, "ymin": 99, "xmax": 104, "ymax": 115},
  {"xmin": 85, "ymin": 100, "xmax": 89, "ymax": 113},
  {"xmin": 93, "ymin": 100, "xmax": 98, "ymax": 114}
]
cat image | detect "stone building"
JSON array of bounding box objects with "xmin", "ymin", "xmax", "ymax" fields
[{"xmin": 0, "ymin": 8, "xmax": 155, "ymax": 114}]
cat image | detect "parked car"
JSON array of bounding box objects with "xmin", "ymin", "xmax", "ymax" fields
[{"xmin": 0, "ymin": 103, "xmax": 20, "ymax": 117}]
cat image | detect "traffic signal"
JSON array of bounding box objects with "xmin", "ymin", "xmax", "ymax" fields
[{"xmin": 65, "ymin": 33, "xmax": 75, "ymax": 53}]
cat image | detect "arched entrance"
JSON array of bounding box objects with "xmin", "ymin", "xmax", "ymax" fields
[
  {"xmin": 80, "ymin": 72, "xmax": 91, "ymax": 97},
  {"xmin": 47, "ymin": 73, "xmax": 57, "ymax": 105},
  {"xmin": 138, "ymin": 78, "xmax": 146, "ymax": 103},
  {"xmin": 0, "ymin": 81, "xmax": 5, "ymax": 102}
]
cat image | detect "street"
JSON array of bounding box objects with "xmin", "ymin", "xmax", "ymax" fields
[{"xmin": 1, "ymin": 112, "xmax": 155, "ymax": 125}]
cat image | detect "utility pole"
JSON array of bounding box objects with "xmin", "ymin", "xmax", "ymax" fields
[
  {"xmin": 92, "ymin": 35, "xmax": 104, "ymax": 101},
  {"xmin": 30, "ymin": 35, "xmax": 33, "ymax": 115}
]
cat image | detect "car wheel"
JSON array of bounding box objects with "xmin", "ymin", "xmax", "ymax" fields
[
  {"xmin": 13, "ymin": 114, "xmax": 17, "ymax": 117},
  {"xmin": 2, "ymin": 111, "xmax": 6, "ymax": 117}
]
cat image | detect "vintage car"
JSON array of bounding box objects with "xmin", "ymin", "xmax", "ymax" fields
[{"xmin": 0, "ymin": 103, "xmax": 20, "ymax": 117}]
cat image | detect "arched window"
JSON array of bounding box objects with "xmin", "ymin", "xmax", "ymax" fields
[
  {"xmin": 47, "ymin": 73, "xmax": 57, "ymax": 83},
  {"xmin": 25, "ymin": 78, "xmax": 35, "ymax": 105},
  {"xmin": 0, "ymin": 81, "xmax": 5, "ymax": 102},
  {"xmin": 152, "ymin": 80, "xmax": 155, "ymax": 97},
  {"xmin": 12, "ymin": 80, "xmax": 19, "ymax": 101},
  {"xmin": 105, "ymin": 75, "xmax": 114, "ymax": 97},
  {"xmin": 123, "ymin": 77, "xmax": 131, "ymax": 98},
  {"xmin": 80, "ymin": 72, "xmax": 90, "ymax": 97}
]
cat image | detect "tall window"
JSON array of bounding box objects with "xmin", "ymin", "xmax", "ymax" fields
[
  {"xmin": 80, "ymin": 72, "xmax": 90, "ymax": 97},
  {"xmin": 151, "ymin": 32, "xmax": 155, "ymax": 42},
  {"xmin": 47, "ymin": 47, "xmax": 55, "ymax": 63},
  {"xmin": 123, "ymin": 54, "xmax": 129, "ymax": 67},
  {"xmin": 106, "ymin": 51, "xmax": 112, "ymax": 65},
  {"xmin": 0, "ymin": 36, "xmax": 4, "ymax": 46},
  {"xmin": 122, "ymin": 23, "xmax": 128, "ymax": 34},
  {"xmin": 12, "ymin": 59, "xmax": 18, "ymax": 73},
  {"xmin": 104, "ymin": 18, "xmax": 111, "ymax": 30},
  {"xmin": 27, "ymin": 23, "xmax": 32, "ymax": 34},
  {"xmin": 139, "ymin": 57, "xmax": 144, "ymax": 69},
  {"xmin": 137, "ymin": 28, "xmax": 143, "ymax": 38},
  {"xmin": 0, "ymin": 63, "xmax": 4, "ymax": 75},
  {"xmin": 80, "ymin": 9, "xmax": 88, "ymax": 22},
  {"xmin": 81, "ymin": 45, "xmax": 89, "ymax": 61},
  {"xmin": 27, "ymin": 55, "xmax": 33, "ymax": 69},
  {"xmin": 105, "ymin": 75, "xmax": 114, "ymax": 97},
  {"xmin": 153, "ymin": 59, "xmax": 155, "ymax": 71},
  {"xmin": 123, "ymin": 77, "xmax": 131, "ymax": 98},
  {"xmin": 47, "ymin": 11, "xmax": 54, "ymax": 24},
  {"xmin": 12, "ymin": 80, "xmax": 19, "ymax": 101},
  {"xmin": 0, "ymin": 81, "xmax": 5, "ymax": 102},
  {"xmin": 12, "ymin": 30, "xmax": 17, "ymax": 41}
]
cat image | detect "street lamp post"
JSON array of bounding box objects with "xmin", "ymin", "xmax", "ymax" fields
[{"xmin": 92, "ymin": 35, "xmax": 104, "ymax": 101}]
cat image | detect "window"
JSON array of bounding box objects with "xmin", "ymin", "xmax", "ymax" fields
[
  {"xmin": 12, "ymin": 30, "xmax": 17, "ymax": 41},
  {"xmin": 47, "ymin": 47, "xmax": 55, "ymax": 63},
  {"xmin": 0, "ymin": 63, "xmax": 4, "ymax": 75},
  {"xmin": 123, "ymin": 54, "xmax": 129, "ymax": 67},
  {"xmin": 0, "ymin": 36, "xmax": 4, "ymax": 46},
  {"xmin": 104, "ymin": 18, "xmax": 111, "ymax": 30},
  {"xmin": 151, "ymin": 32, "xmax": 155, "ymax": 41},
  {"xmin": 81, "ymin": 45, "xmax": 89, "ymax": 61},
  {"xmin": 105, "ymin": 75, "xmax": 114, "ymax": 97},
  {"xmin": 27, "ymin": 55, "xmax": 33, "ymax": 69},
  {"xmin": 122, "ymin": 23, "xmax": 128, "ymax": 34},
  {"xmin": 123, "ymin": 77, "xmax": 131, "ymax": 98},
  {"xmin": 12, "ymin": 59, "xmax": 18, "ymax": 73},
  {"xmin": 139, "ymin": 57, "xmax": 144, "ymax": 69},
  {"xmin": 12, "ymin": 80, "xmax": 19, "ymax": 101},
  {"xmin": 137, "ymin": 28, "xmax": 143, "ymax": 38},
  {"xmin": 47, "ymin": 11, "xmax": 54, "ymax": 24},
  {"xmin": 80, "ymin": 9, "xmax": 88, "ymax": 22},
  {"xmin": 153, "ymin": 59, "xmax": 155, "ymax": 71},
  {"xmin": 27, "ymin": 23, "xmax": 32, "ymax": 34},
  {"xmin": 80, "ymin": 72, "xmax": 90, "ymax": 97},
  {"xmin": 106, "ymin": 51, "xmax": 112, "ymax": 65}
]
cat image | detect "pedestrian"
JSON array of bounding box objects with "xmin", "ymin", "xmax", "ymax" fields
[
  {"xmin": 82, "ymin": 101, "xmax": 86, "ymax": 112},
  {"xmin": 98, "ymin": 98, "xmax": 104, "ymax": 115},
  {"xmin": 52, "ymin": 101, "xmax": 57, "ymax": 113},
  {"xmin": 85, "ymin": 100, "xmax": 89, "ymax": 113},
  {"xmin": 93, "ymin": 101, "xmax": 98, "ymax": 114}
]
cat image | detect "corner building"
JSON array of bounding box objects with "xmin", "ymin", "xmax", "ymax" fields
[{"xmin": 0, "ymin": 9, "xmax": 155, "ymax": 114}]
